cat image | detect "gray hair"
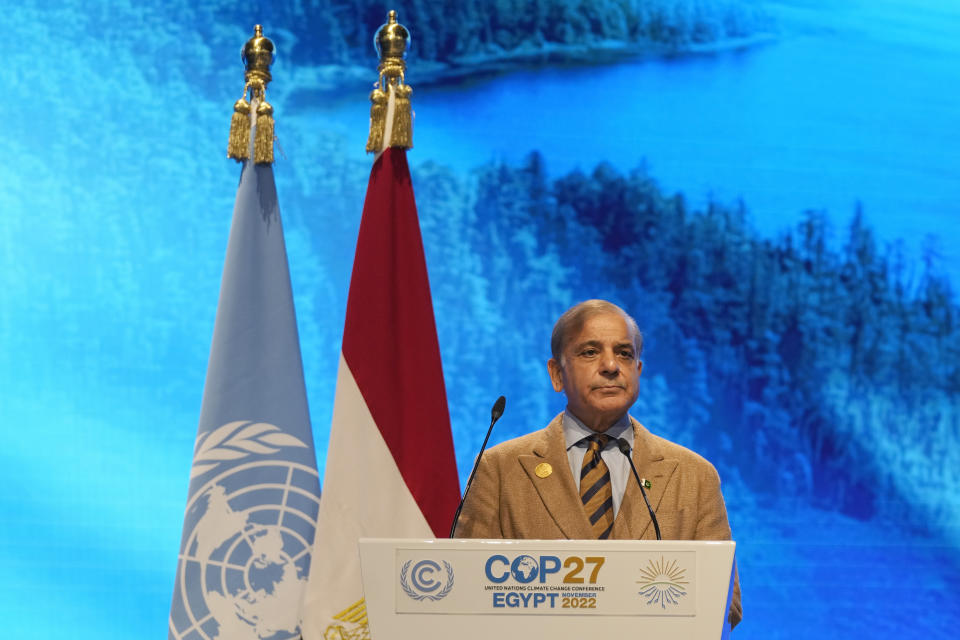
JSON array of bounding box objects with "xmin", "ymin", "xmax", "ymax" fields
[{"xmin": 550, "ymin": 299, "xmax": 643, "ymax": 361}]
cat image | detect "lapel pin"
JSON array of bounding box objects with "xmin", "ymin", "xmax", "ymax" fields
[
  {"xmin": 641, "ymin": 478, "xmax": 651, "ymax": 489},
  {"xmin": 535, "ymin": 463, "xmax": 553, "ymax": 478}
]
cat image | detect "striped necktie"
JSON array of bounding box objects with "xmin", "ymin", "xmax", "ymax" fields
[{"xmin": 580, "ymin": 433, "xmax": 614, "ymax": 539}]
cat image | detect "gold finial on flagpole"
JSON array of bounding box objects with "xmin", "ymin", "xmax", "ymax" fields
[
  {"xmin": 367, "ymin": 10, "xmax": 413, "ymax": 152},
  {"xmin": 227, "ymin": 25, "xmax": 276, "ymax": 164}
]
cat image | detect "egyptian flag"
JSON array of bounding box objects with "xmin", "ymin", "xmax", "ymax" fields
[{"xmin": 300, "ymin": 104, "xmax": 460, "ymax": 639}]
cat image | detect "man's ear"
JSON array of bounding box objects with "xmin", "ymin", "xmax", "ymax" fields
[
  {"xmin": 637, "ymin": 360, "xmax": 643, "ymax": 378},
  {"xmin": 547, "ymin": 358, "xmax": 564, "ymax": 392}
]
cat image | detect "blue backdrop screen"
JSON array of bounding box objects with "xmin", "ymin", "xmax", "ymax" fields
[{"xmin": 2, "ymin": 1, "xmax": 959, "ymax": 637}]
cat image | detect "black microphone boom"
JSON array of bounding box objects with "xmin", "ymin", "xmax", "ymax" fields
[
  {"xmin": 615, "ymin": 437, "xmax": 662, "ymax": 541},
  {"xmin": 449, "ymin": 396, "xmax": 506, "ymax": 538}
]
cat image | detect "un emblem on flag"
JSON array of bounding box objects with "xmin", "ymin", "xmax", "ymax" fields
[{"xmin": 169, "ymin": 422, "xmax": 320, "ymax": 640}]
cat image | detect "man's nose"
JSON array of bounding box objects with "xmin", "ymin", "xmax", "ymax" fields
[{"xmin": 599, "ymin": 351, "xmax": 620, "ymax": 374}]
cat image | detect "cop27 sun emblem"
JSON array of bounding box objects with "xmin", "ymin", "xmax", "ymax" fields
[
  {"xmin": 400, "ymin": 559, "xmax": 455, "ymax": 601},
  {"xmin": 636, "ymin": 556, "xmax": 689, "ymax": 608}
]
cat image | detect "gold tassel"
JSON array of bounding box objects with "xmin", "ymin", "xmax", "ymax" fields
[
  {"xmin": 254, "ymin": 100, "xmax": 274, "ymax": 164},
  {"xmin": 365, "ymin": 87, "xmax": 388, "ymax": 153},
  {"xmin": 227, "ymin": 97, "xmax": 251, "ymax": 160},
  {"xmin": 391, "ymin": 83, "xmax": 413, "ymax": 149},
  {"xmin": 229, "ymin": 26, "xmax": 275, "ymax": 161}
]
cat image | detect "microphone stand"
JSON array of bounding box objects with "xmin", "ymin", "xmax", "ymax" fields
[
  {"xmin": 449, "ymin": 396, "xmax": 506, "ymax": 538},
  {"xmin": 615, "ymin": 437, "xmax": 661, "ymax": 540}
]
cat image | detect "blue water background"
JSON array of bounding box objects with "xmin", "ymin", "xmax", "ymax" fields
[
  {"xmin": 318, "ymin": 0, "xmax": 960, "ymax": 283},
  {"xmin": 1, "ymin": 0, "xmax": 958, "ymax": 638}
]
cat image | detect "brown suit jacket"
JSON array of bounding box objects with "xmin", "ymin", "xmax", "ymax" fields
[{"xmin": 454, "ymin": 413, "xmax": 742, "ymax": 628}]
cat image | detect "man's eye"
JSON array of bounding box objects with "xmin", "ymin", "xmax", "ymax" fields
[
  {"xmin": 619, "ymin": 350, "xmax": 634, "ymax": 359},
  {"xmin": 580, "ymin": 349, "xmax": 598, "ymax": 357}
]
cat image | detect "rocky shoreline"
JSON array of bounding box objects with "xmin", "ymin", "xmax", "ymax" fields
[{"xmin": 281, "ymin": 32, "xmax": 778, "ymax": 105}]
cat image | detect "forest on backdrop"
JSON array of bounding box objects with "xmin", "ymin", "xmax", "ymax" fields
[
  {"xmin": 401, "ymin": 155, "xmax": 959, "ymax": 534},
  {"xmin": 6, "ymin": 0, "xmax": 957, "ymax": 539}
]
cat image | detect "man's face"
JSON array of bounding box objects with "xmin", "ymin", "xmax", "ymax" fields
[{"xmin": 547, "ymin": 311, "xmax": 642, "ymax": 432}]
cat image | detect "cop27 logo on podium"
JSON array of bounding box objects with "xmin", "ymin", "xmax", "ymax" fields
[
  {"xmin": 400, "ymin": 559, "xmax": 455, "ymax": 601},
  {"xmin": 484, "ymin": 554, "xmax": 606, "ymax": 584}
]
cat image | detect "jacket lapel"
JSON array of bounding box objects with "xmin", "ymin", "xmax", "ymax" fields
[
  {"xmin": 517, "ymin": 415, "xmax": 594, "ymax": 539},
  {"xmin": 614, "ymin": 418, "xmax": 678, "ymax": 539}
]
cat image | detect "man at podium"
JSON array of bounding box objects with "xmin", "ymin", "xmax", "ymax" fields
[{"xmin": 455, "ymin": 299, "xmax": 742, "ymax": 628}]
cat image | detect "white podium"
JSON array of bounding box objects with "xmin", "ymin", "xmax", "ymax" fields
[{"xmin": 359, "ymin": 538, "xmax": 736, "ymax": 640}]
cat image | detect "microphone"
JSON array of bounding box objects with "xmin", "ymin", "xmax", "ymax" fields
[
  {"xmin": 449, "ymin": 396, "xmax": 506, "ymax": 538},
  {"xmin": 615, "ymin": 437, "xmax": 662, "ymax": 541},
  {"xmin": 491, "ymin": 395, "xmax": 506, "ymax": 423}
]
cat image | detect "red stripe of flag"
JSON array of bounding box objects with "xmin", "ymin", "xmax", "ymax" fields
[{"xmin": 342, "ymin": 147, "xmax": 460, "ymax": 537}]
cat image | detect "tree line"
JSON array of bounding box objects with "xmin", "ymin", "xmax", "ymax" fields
[{"xmin": 401, "ymin": 153, "xmax": 960, "ymax": 531}]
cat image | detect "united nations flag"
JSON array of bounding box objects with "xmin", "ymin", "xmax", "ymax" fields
[{"xmin": 168, "ymin": 26, "xmax": 320, "ymax": 640}]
